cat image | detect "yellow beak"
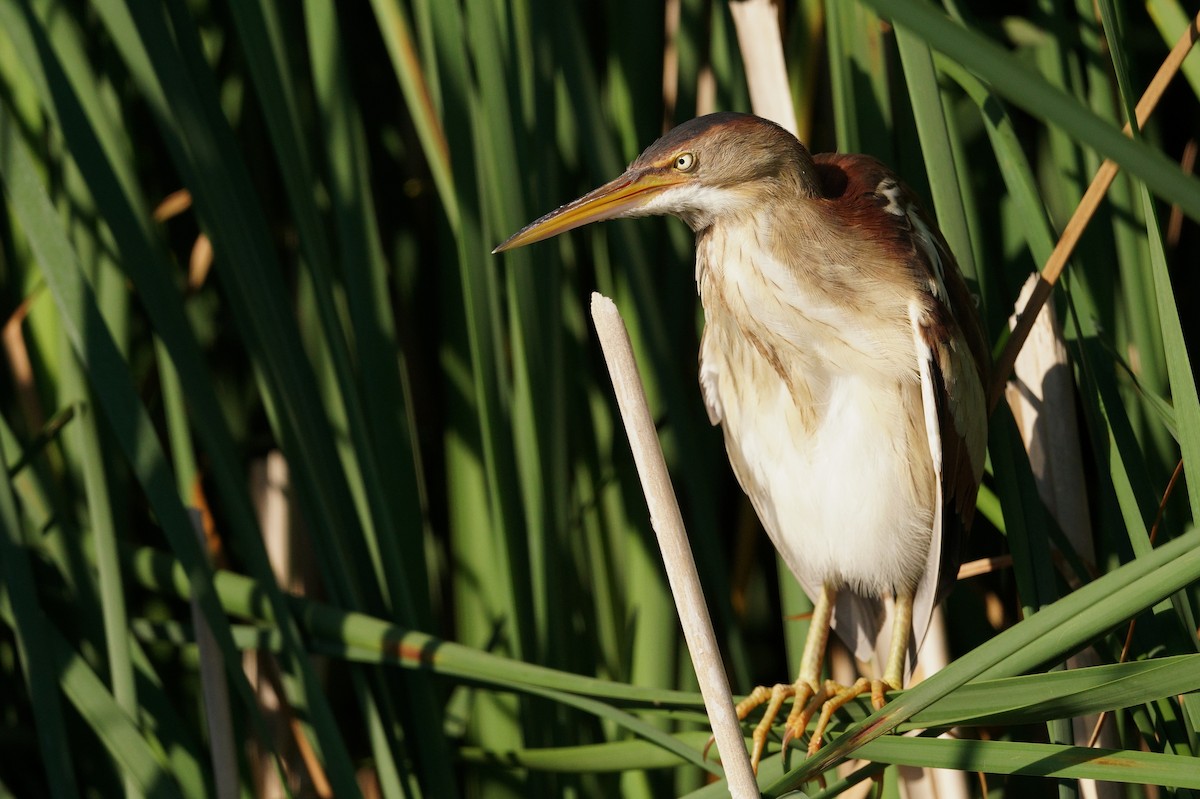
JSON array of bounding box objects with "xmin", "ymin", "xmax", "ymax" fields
[{"xmin": 493, "ymin": 168, "xmax": 685, "ymax": 253}]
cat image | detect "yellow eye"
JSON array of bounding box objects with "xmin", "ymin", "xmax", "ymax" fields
[{"xmin": 673, "ymin": 152, "xmax": 696, "ymax": 172}]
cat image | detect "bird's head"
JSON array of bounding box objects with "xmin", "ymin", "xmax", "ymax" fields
[{"xmin": 494, "ymin": 112, "xmax": 820, "ymax": 252}]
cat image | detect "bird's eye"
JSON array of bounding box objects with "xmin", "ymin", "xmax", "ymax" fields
[{"xmin": 673, "ymin": 152, "xmax": 696, "ymax": 172}]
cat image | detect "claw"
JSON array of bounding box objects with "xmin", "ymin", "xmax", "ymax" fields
[
  {"xmin": 808, "ymin": 678, "xmax": 868, "ymax": 754},
  {"xmin": 871, "ymin": 679, "xmax": 887, "ymax": 711},
  {"xmin": 714, "ymin": 681, "xmax": 815, "ymax": 773},
  {"xmin": 778, "ymin": 683, "xmax": 818, "ymax": 756}
]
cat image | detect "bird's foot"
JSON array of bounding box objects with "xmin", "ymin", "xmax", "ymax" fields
[
  {"xmin": 702, "ymin": 675, "xmax": 900, "ymax": 772},
  {"xmin": 703, "ymin": 681, "xmax": 815, "ymax": 774},
  {"xmin": 786, "ymin": 677, "xmax": 899, "ymax": 756}
]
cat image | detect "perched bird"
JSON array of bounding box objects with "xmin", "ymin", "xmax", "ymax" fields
[{"xmin": 495, "ymin": 112, "xmax": 988, "ymax": 771}]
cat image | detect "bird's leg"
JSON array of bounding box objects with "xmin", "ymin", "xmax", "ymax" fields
[
  {"xmin": 777, "ymin": 584, "xmax": 835, "ymax": 753},
  {"xmin": 876, "ymin": 590, "xmax": 912, "ymax": 704},
  {"xmin": 802, "ymin": 590, "xmax": 915, "ymax": 755}
]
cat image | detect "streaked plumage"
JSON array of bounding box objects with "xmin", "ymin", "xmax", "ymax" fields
[{"xmin": 496, "ymin": 112, "xmax": 989, "ymax": 769}]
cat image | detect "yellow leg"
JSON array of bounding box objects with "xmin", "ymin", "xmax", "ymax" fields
[
  {"xmin": 804, "ymin": 590, "xmax": 915, "ymax": 754},
  {"xmin": 880, "ymin": 590, "xmax": 912, "ymax": 695},
  {"xmin": 797, "ymin": 584, "xmax": 837, "ymax": 689},
  {"xmin": 778, "ymin": 584, "xmax": 835, "ymax": 750}
]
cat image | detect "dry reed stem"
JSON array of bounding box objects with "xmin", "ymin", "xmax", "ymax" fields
[
  {"xmin": 1005, "ymin": 274, "xmax": 1116, "ymax": 799},
  {"xmin": 153, "ymin": 188, "xmax": 192, "ymax": 222},
  {"xmin": 1005, "ymin": 274, "xmax": 1094, "ymax": 556},
  {"xmin": 729, "ymin": 0, "xmax": 798, "ymax": 136},
  {"xmin": 590, "ymin": 293, "xmax": 759, "ymax": 798},
  {"xmin": 189, "ymin": 233, "xmax": 214, "ymax": 291},
  {"xmin": 662, "ymin": 0, "xmax": 681, "ymax": 125},
  {"xmin": 1166, "ymin": 139, "xmax": 1197, "ymax": 246},
  {"xmin": 956, "ymin": 554, "xmax": 1014, "ymax": 580}
]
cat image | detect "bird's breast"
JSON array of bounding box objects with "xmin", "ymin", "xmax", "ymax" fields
[{"xmin": 695, "ymin": 227, "xmax": 937, "ymax": 598}]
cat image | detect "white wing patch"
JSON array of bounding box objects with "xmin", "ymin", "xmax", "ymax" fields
[
  {"xmin": 907, "ymin": 209, "xmax": 951, "ymax": 302},
  {"xmin": 908, "ymin": 300, "xmax": 945, "ymax": 663},
  {"xmin": 909, "ymin": 301, "xmax": 943, "ymax": 479},
  {"xmin": 878, "ymin": 178, "xmax": 906, "ymax": 217},
  {"xmin": 874, "ymin": 176, "xmax": 952, "ymax": 304}
]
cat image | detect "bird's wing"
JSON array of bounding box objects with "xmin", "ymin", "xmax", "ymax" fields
[
  {"xmin": 815, "ymin": 153, "xmax": 988, "ymax": 668},
  {"xmin": 900, "ymin": 193, "xmax": 989, "ymax": 659},
  {"xmin": 909, "ymin": 302, "xmax": 946, "ymax": 667},
  {"xmin": 698, "ymin": 326, "xmax": 724, "ymax": 425}
]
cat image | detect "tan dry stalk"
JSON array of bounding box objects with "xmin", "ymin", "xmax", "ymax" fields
[
  {"xmin": 591, "ymin": 292, "xmax": 759, "ymax": 798},
  {"xmin": 729, "ymin": 0, "xmax": 798, "ymax": 136}
]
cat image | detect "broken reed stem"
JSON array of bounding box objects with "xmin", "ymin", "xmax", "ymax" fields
[
  {"xmin": 988, "ymin": 10, "xmax": 1200, "ymax": 411},
  {"xmin": 590, "ymin": 293, "xmax": 759, "ymax": 799}
]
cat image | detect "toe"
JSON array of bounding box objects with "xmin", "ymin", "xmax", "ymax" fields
[{"xmin": 747, "ymin": 683, "xmax": 793, "ymax": 773}]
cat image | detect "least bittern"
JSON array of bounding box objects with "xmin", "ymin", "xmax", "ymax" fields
[{"xmin": 495, "ymin": 113, "xmax": 989, "ymax": 772}]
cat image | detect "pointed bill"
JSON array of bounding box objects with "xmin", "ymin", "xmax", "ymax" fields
[{"xmin": 492, "ymin": 168, "xmax": 684, "ymax": 253}]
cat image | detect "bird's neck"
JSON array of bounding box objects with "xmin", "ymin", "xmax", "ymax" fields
[{"xmin": 693, "ymin": 200, "xmax": 831, "ymax": 297}]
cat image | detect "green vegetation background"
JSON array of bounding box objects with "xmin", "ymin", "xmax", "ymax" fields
[{"xmin": 1, "ymin": 0, "xmax": 1199, "ymax": 797}]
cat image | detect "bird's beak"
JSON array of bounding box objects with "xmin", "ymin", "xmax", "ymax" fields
[{"xmin": 493, "ymin": 168, "xmax": 684, "ymax": 253}]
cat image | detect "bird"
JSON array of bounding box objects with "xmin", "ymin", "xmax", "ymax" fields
[{"xmin": 494, "ymin": 112, "xmax": 989, "ymax": 772}]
